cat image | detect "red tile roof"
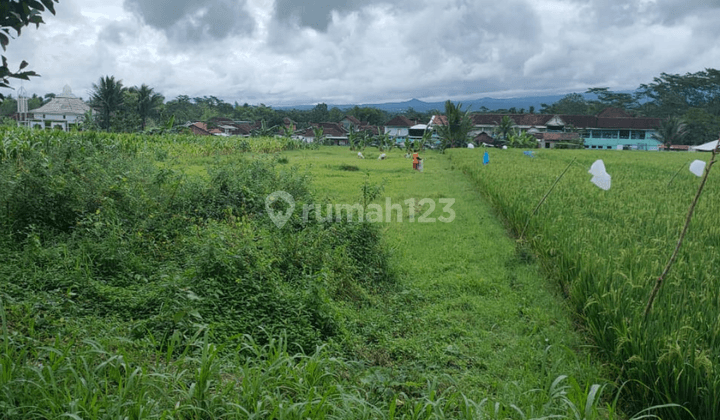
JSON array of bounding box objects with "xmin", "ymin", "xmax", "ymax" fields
[
  {"xmin": 385, "ymin": 115, "xmax": 415, "ymax": 127},
  {"xmin": 303, "ymin": 122, "xmax": 348, "ymax": 138},
  {"xmin": 534, "ymin": 132, "xmax": 581, "ymax": 141},
  {"xmin": 471, "ymin": 111, "xmax": 661, "ymax": 130},
  {"xmin": 190, "ymin": 122, "xmax": 211, "ymax": 135},
  {"xmin": 343, "ymin": 115, "xmax": 362, "ymax": 125},
  {"xmin": 473, "ymin": 132, "xmax": 497, "ymax": 144},
  {"xmin": 235, "ymin": 124, "xmax": 253, "ymax": 135},
  {"xmin": 360, "ymin": 125, "xmax": 381, "ymax": 135},
  {"xmin": 430, "ymin": 115, "xmax": 448, "ymax": 126}
]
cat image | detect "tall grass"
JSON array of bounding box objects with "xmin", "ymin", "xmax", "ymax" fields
[
  {"xmin": 0, "ymin": 128, "xmax": 677, "ymax": 418},
  {"xmin": 451, "ymin": 148, "xmax": 717, "ymax": 419},
  {"xmin": 0, "ymin": 309, "xmax": 672, "ymax": 419}
]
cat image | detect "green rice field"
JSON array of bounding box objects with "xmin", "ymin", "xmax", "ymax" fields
[
  {"xmin": 0, "ymin": 127, "xmax": 705, "ymax": 418},
  {"xmin": 451, "ymin": 147, "xmax": 720, "ymax": 420}
]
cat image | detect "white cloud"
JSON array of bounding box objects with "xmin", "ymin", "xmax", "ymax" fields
[{"xmin": 4, "ymin": 0, "xmax": 720, "ymax": 105}]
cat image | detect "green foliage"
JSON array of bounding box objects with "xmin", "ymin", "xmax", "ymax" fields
[
  {"xmin": 541, "ymin": 93, "xmax": 596, "ymax": 115},
  {"xmin": 0, "ymin": 0, "xmax": 58, "ymax": 97},
  {"xmin": 586, "ymin": 87, "xmax": 638, "ymax": 110},
  {"xmin": 312, "ymin": 125, "xmax": 324, "ymax": 144},
  {"xmin": 0, "ymin": 137, "xmax": 680, "ymax": 418},
  {"xmin": 251, "ymin": 119, "xmax": 277, "ymax": 137},
  {"xmin": 637, "ymin": 69, "xmax": 720, "ymax": 118},
  {"xmin": 452, "ymin": 148, "xmax": 720, "ymax": 420},
  {"xmin": 346, "ymin": 105, "xmax": 388, "ymax": 126},
  {"xmin": 90, "ymin": 75, "xmax": 126, "ymax": 132},
  {"xmin": 0, "ymin": 127, "xmax": 393, "ymax": 352},
  {"xmin": 652, "ymin": 116, "xmax": 688, "ymax": 147},
  {"xmin": 436, "ymin": 100, "xmax": 472, "ymax": 151},
  {"xmin": 681, "ymin": 107, "xmax": 720, "ymax": 146},
  {"xmin": 130, "ymin": 83, "xmax": 164, "ymax": 131},
  {"xmin": 348, "ymin": 126, "xmax": 367, "ymax": 151},
  {"xmin": 507, "ymin": 129, "xmax": 538, "ymax": 148},
  {"xmin": 492, "ymin": 115, "xmax": 515, "ymax": 146},
  {"xmin": 374, "ymin": 131, "xmax": 394, "ymax": 152}
]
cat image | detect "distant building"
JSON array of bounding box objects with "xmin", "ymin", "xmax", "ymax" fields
[
  {"xmin": 470, "ymin": 108, "xmax": 663, "ymax": 150},
  {"xmin": 26, "ymin": 85, "xmax": 91, "ymax": 131},
  {"xmin": 189, "ymin": 121, "xmax": 223, "ymax": 136},
  {"xmin": 301, "ymin": 122, "xmax": 349, "ymax": 145},
  {"xmin": 384, "ymin": 115, "xmax": 416, "ymax": 141},
  {"xmin": 533, "ymin": 132, "xmax": 582, "ymax": 149},
  {"xmin": 340, "ymin": 115, "xmax": 363, "ymax": 131}
]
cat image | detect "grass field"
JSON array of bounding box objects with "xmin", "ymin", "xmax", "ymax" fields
[
  {"xmin": 0, "ymin": 127, "xmax": 677, "ymax": 418},
  {"xmin": 281, "ymin": 148, "xmax": 605, "ymax": 399},
  {"xmin": 451, "ymin": 147, "xmax": 720, "ymax": 420}
]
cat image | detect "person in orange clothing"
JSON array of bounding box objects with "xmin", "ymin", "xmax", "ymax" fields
[{"xmin": 412, "ymin": 152, "xmax": 419, "ymax": 170}]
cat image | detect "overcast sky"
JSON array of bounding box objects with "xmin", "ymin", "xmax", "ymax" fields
[{"xmin": 6, "ymin": 0, "xmax": 720, "ymax": 106}]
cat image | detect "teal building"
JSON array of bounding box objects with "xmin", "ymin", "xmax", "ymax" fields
[{"xmin": 470, "ymin": 108, "xmax": 662, "ymax": 150}]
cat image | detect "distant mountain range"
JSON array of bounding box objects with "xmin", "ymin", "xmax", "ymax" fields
[{"xmin": 275, "ymin": 93, "xmax": 598, "ymax": 113}]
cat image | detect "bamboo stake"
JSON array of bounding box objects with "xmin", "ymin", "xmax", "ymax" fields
[
  {"xmin": 519, "ymin": 158, "xmax": 576, "ymax": 241},
  {"xmin": 666, "ymin": 161, "xmax": 688, "ymax": 188},
  {"xmin": 645, "ymin": 142, "xmax": 720, "ymax": 319}
]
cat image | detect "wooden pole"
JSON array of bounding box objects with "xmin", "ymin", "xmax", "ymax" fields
[{"xmin": 645, "ymin": 141, "xmax": 720, "ymax": 319}]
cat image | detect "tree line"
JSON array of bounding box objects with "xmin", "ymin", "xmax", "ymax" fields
[{"xmin": 2, "ymin": 69, "xmax": 720, "ymax": 145}]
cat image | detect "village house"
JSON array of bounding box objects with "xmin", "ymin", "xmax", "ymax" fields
[
  {"xmin": 301, "ymin": 122, "xmax": 349, "ymax": 145},
  {"xmin": 384, "ymin": 115, "xmax": 417, "ymax": 142},
  {"xmin": 23, "ymin": 85, "xmax": 92, "ymax": 131},
  {"xmin": 470, "ymin": 108, "xmax": 662, "ymax": 150}
]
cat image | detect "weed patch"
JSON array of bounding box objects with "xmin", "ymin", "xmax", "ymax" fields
[{"xmin": 338, "ymin": 164, "xmax": 360, "ymax": 171}]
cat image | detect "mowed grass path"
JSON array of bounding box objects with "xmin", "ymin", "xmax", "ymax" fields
[{"xmin": 285, "ymin": 147, "xmax": 603, "ymax": 402}]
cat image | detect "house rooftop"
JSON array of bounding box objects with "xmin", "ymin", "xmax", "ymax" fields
[
  {"xmin": 29, "ymin": 85, "xmax": 91, "ymax": 115},
  {"xmin": 385, "ymin": 115, "xmax": 415, "ymax": 127}
]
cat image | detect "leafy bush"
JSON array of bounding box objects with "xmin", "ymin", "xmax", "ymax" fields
[{"xmin": 0, "ymin": 128, "xmax": 394, "ymax": 353}]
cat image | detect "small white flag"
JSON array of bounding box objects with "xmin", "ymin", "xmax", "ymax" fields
[
  {"xmin": 589, "ymin": 159, "xmax": 607, "ymax": 177},
  {"xmin": 689, "ymin": 160, "xmax": 706, "ymax": 177},
  {"xmin": 589, "ymin": 159, "xmax": 611, "ymax": 190},
  {"xmin": 591, "ymin": 173, "xmax": 611, "ymax": 190}
]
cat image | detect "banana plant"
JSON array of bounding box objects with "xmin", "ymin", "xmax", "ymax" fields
[
  {"xmin": 312, "ymin": 126, "xmax": 324, "ymax": 144},
  {"xmin": 251, "ymin": 119, "xmax": 278, "ymax": 137},
  {"xmin": 374, "ymin": 130, "xmax": 393, "ymax": 152}
]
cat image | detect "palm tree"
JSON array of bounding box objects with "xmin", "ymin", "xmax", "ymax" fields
[
  {"xmin": 494, "ymin": 115, "xmax": 515, "ymax": 146},
  {"xmin": 90, "ymin": 75, "xmax": 125, "ymax": 132},
  {"xmin": 653, "ymin": 117, "xmax": 688, "ymax": 148},
  {"xmin": 508, "ymin": 129, "xmax": 538, "ymax": 148},
  {"xmin": 130, "ymin": 84, "xmax": 163, "ymax": 131},
  {"xmin": 436, "ymin": 100, "xmax": 472, "ymax": 151}
]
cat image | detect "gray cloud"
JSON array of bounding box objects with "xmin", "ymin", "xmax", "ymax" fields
[
  {"xmin": 123, "ymin": 0, "xmax": 255, "ymax": 42},
  {"xmin": 273, "ymin": 0, "xmax": 417, "ymax": 31},
  {"xmin": 649, "ymin": 0, "xmax": 720, "ymax": 24},
  {"xmin": 99, "ymin": 21, "xmax": 131, "ymax": 44},
  {"xmin": 274, "ymin": 0, "xmax": 365, "ymax": 31}
]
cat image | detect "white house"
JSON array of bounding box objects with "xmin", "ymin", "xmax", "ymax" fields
[
  {"xmin": 384, "ymin": 115, "xmax": 415, "ymax": 141},
  {"xmin": 26, "ymin": 85, "xmax": 91, "ymax": 131}
]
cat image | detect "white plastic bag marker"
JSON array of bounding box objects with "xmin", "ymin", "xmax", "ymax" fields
[
  {"xmin": 591, "ymin": 173, "xmax": 611, "ymax": 191},
  {"xmin": 589, "ymin": 160, "xmax": 607, "ymax": 177},
  {"xmin": 589, "ymin": 159, "xmax": 611, "ymax": 190},
  {"xmin": 689, "ymin": 160, "xmax": 706, "ymax": 177}
]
